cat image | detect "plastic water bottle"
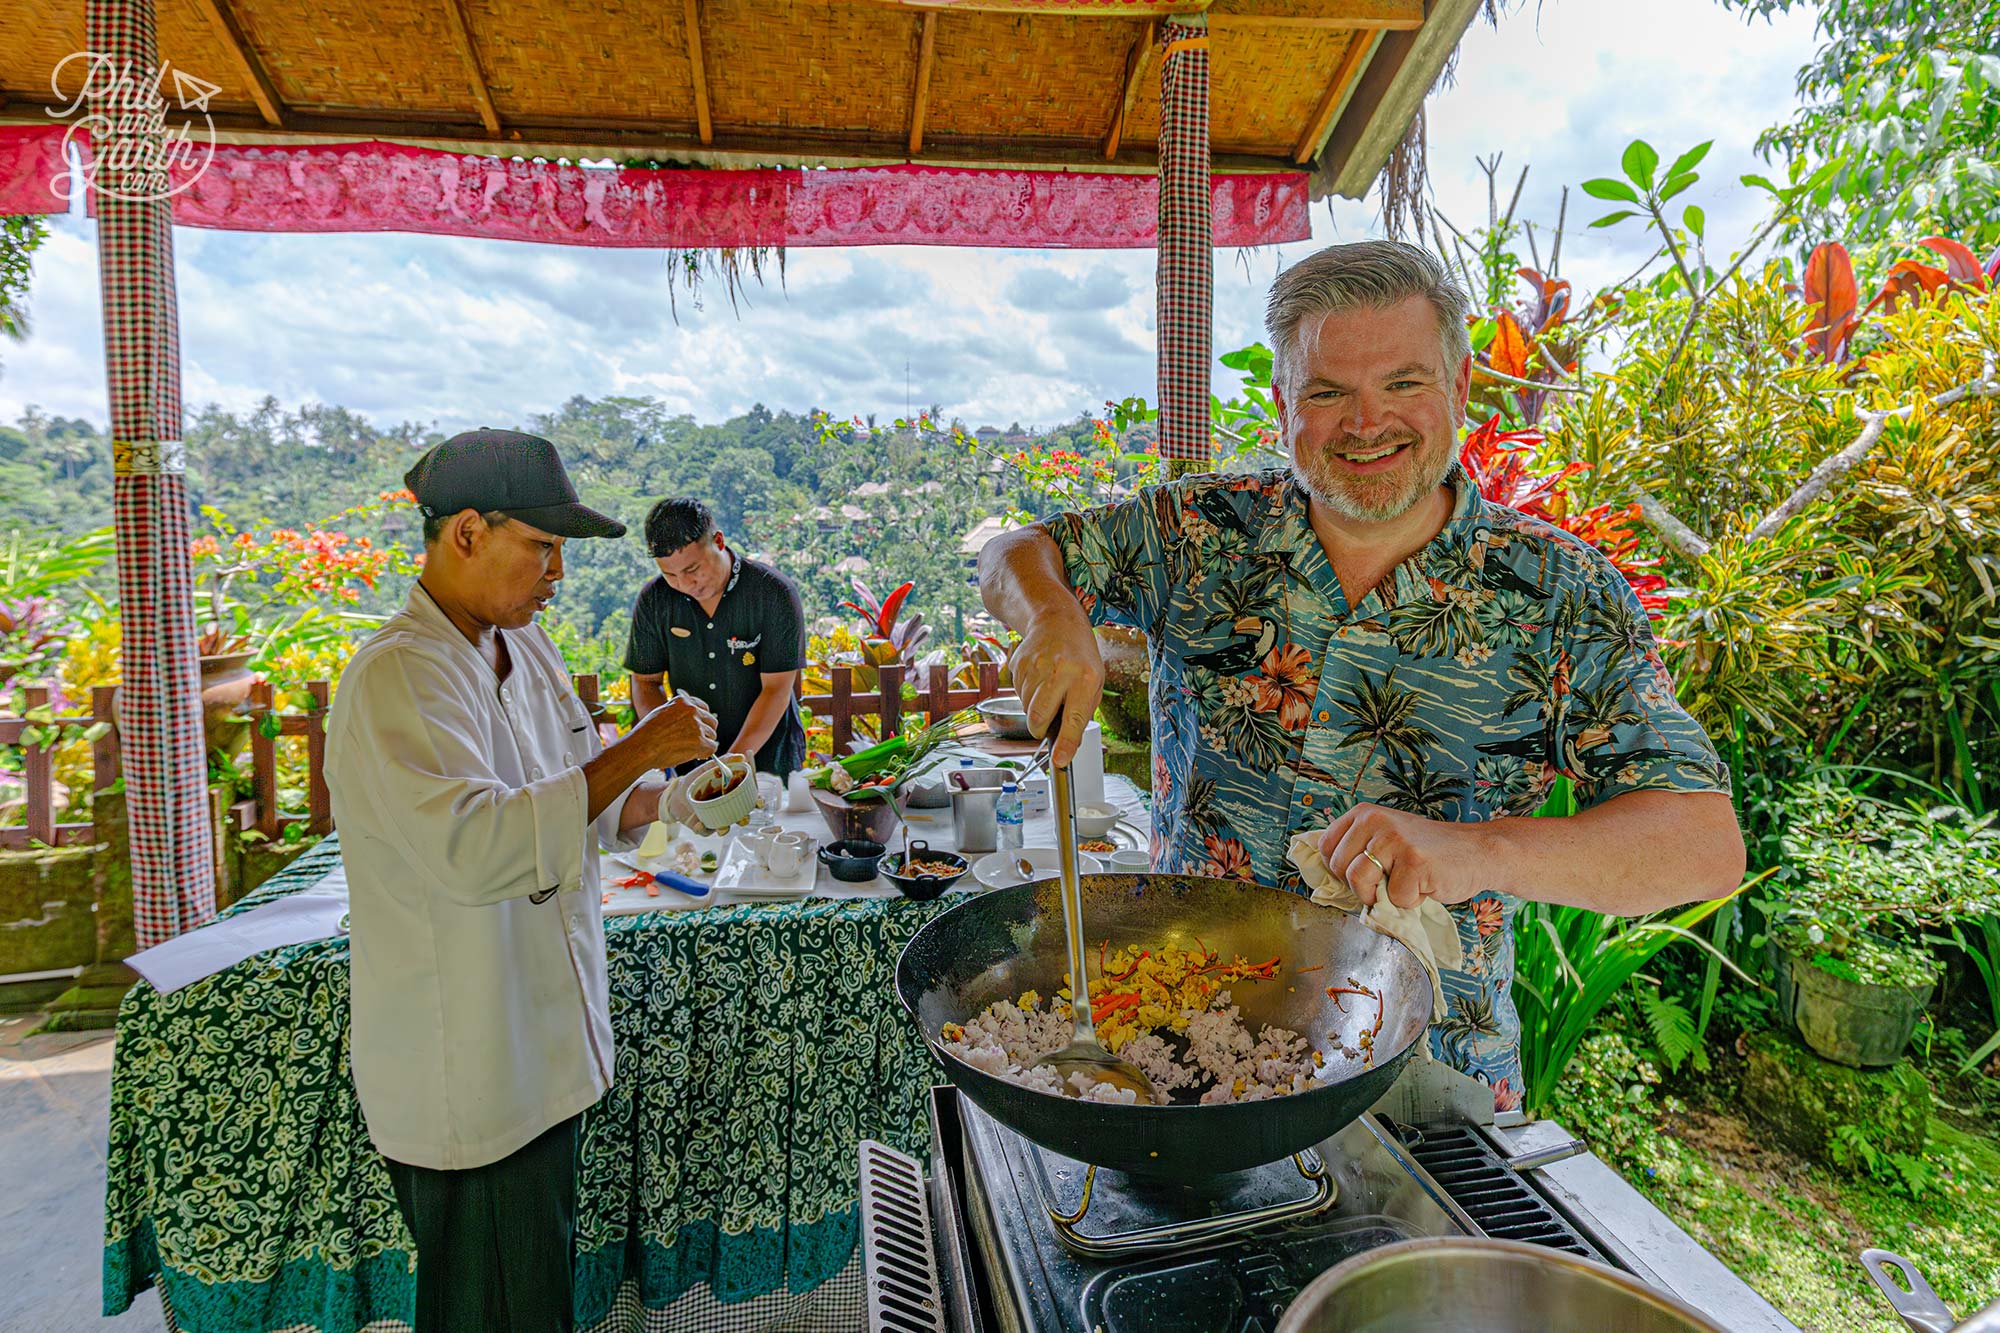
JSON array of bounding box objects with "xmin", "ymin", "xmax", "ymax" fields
[{"xmin": 997, "ymin": 782, "xmax": 1025, "ymax": 849}]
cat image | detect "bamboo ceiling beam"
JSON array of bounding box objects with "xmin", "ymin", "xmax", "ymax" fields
[
  {"xmin": 188, "ymin": 0, "xmax": 286, "ymax": 128},
  {"xmin": 442, "ymin": 0, "xmax": 501, "ymax": 136},
  {"xmin": 908, "ymin": 11, "xmax": 937, "ymax": 154},
  {"xmin": 683, "ymin": 0, "xmax": 714, "ymax": 145},
  {"xmin": 1210, "ymin": 0, "xmax": 1422, "ymax": 28},
  {"xmin": 1101, "ymin": 20, "xmax": 1156, "ymax": 161},
  {"xmin": 1292, "ymin": 28, "xmax": 1377, "ymax": 163},
  {"xmin": 879, "ymin": 0, "xmax": 1420, "ymax": 24}
]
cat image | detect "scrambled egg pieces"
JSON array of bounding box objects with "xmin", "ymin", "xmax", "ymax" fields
[{"xmin": 1059, "ymin": 943, "xmax": 1280, "ymax": 1052}]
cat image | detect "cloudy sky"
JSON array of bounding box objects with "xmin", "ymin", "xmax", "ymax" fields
[{"xmin": 2, "ymin": 0, "xmax": 1821, "ymax": 436}]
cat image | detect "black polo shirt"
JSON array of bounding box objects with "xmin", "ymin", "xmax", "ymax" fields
[{"xmin": 622, "ymin": 550, "xmax": 807, "ymax": 778}]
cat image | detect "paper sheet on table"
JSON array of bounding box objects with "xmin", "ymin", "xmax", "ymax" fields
[
  {"xmin": 128, "ymin": 887, "xmax": 350, "ymax": 995},
  {"xmin": 1286, "ymin": 829, "xmax": 1461, "ymax": 1019}
]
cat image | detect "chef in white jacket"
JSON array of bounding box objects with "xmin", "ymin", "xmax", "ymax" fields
[{"xmin": 326, "ymin": 428, "xmax": 717, "ymax": 1333}]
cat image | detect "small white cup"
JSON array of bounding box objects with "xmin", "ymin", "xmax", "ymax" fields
[
  {"xmin": 767, "ymin": 833, "xmax": 809, "ymax": 877},
  {"xmin": 1108, "ymin": 849, "xmax": 1152, "ymax": 873},
  {"xmin": 739, "ymin": 825, "xmax": 781, "ymax": 868}
]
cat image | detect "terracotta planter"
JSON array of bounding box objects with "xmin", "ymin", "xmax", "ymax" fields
[
  {"xmin": 1095, "ymin": 624, "xmax": 1150, "ymax": 743},
  {"xmin": 198, "ymin": 653, "xmax": 259, "ymax": 759}
]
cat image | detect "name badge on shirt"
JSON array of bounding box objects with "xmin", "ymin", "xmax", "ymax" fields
[{"xmin": 670, "ymin": 626, "xmax": 692, "ymax": 638}]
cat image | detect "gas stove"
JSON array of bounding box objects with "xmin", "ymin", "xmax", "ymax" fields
[{"xmin": 859, "ymin": 1064, "xmax": 1802, "ymax": 1333}]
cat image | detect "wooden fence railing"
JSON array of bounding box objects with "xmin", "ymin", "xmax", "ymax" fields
[
  {"xmin": 1, "ymin": 665, "xmax": 1010, "ymax": 849},
  {"xmin": 0, "ymin": 684, "xmax": 120, "ymax": 850},
  {"xmin": 800, "ymin": 661, "xmax": 1005, "ymax": 754}
]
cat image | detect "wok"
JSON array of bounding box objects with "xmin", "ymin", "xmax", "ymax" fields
[{"xmin": 896, "ymin": 872, "xmax": 1431, "ymax": 1180}]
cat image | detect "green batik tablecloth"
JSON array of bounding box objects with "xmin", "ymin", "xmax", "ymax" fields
[{"xmin": 103, "ymin": 836, "xmax": 955, "ymax": 1333}]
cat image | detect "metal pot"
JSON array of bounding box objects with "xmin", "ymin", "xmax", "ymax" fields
[
  {"xmin": 1275, "ymin": 1237, "xmax": 1728, "ymax": 1333},
  {"xmin": 1863, "ymin": 1248, "xmax": 2000, "ymax": 1332}
]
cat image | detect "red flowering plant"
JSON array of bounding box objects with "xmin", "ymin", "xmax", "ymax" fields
[
  {"xmin": 1458, "ymin": 414, "xmax": 1670, "ymax": 617},
  {"xmin": 189, "ymin": 492, "xmax": 419, "ymax": 679}
]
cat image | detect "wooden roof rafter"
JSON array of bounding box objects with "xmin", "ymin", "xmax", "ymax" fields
[
  {"xmin": 187, "ymin": 0, "xmax": 285, "ymax": 129},
  {"xmin": 683, "ymin": 0, "xmax": 714, "ymax": 145},
  {"xmin": 908, "ymin": 10, "xmax": 937, "ymax": 154},
  {"xmin": 441, "ymin": 0, "xmax": 502, "ymax": 137},
  {"xmin": 1101, "ymin": 20, "xmax": 1156, "ymax": 161}
]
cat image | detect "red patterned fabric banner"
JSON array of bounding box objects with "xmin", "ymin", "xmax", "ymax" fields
[
  {"xmin": 86, "ymin": 140, "xmax": 1309, "ymax": 249},
  {"xmin": 1156, "ymin": 17, "xmax": 1214, "ymax": 463},
  {"xmin": 87, "ymin": 0, "xmax": 216, "ymax": 945},
  {"xmin": 0, "ymin": 126, "xmax": 71, "ymax": 216}
]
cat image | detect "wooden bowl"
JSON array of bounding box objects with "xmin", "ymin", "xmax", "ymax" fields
[{"xmin": 811, "ymin": 786, "xmax": 901, "ymax": 844}]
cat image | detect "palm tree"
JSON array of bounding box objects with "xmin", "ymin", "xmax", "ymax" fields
[
  {"xmin": 1435, "ymin": 991, "xmax": 1501, "ymax": 1067},
  {"xmin": 1379, "ymin": 753, "xmax": 1462, "ymax": 819},
  {"xmin": 1333, "ymin": 669, "xmax": 1438, "ymax": 794},
  {"xmin": 1502, "ymin": 650, "xmax": 1567, "ymax": 721}
]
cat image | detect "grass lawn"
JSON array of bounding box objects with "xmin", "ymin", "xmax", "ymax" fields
[{"xmin": 1550, "ymin": 1029, "xmax": 2000, "ymax": 1333}]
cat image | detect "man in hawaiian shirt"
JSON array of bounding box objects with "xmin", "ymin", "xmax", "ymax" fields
[{"xmin": 979, "ymin": 240, "xmax": 1745, "ymax": 1108}]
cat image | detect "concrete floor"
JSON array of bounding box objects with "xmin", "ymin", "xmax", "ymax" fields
[{"xmin": 0, "ymin": 1014, "xmax": 166, "ymax": 1333}]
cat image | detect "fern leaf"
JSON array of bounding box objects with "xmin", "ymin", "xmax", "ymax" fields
[{"xmin": 1637, "ymin": 987, "xmax": 1698, "ymax": 1071}]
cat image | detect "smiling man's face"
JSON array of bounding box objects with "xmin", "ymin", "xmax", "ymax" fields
[{"xmin": 1275, "ymin": 295, "xmax": 1471, "ymax": 524}]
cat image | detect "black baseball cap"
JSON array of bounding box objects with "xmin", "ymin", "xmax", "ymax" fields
[{"xmin": 404, "ymin": 428, "xmax": 626, "ymax": 539}]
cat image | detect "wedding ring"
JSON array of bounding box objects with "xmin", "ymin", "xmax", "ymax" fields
[{"xmin": 1360, "ymin": 846, "xmax": 1388, "ymax": 878}]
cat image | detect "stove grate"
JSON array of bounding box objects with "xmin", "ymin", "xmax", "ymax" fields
[
  {"xmin": 859, "ymin": 1140, "xmax": 950, "ymax": 1333},
  {"xmin": 1395, "ymin": 1123, "xmax": 1605, "ymax": 1262}
]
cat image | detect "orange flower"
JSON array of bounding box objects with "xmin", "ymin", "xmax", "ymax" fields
[
  {"xmin": 1250, "ymin": 642, "xmax": 1318, "ymax": 731},
  {"xmin": 1201, "ymin": 835, "xmax": 1256, "ymax": 881},
  {"xmin": 1492, "ymin": 1078, "xmax": 1520, "ymax": 1113},
  {"xmin": 1472, "ymin": 897, "xmax": 1504, "ymax": 937}
]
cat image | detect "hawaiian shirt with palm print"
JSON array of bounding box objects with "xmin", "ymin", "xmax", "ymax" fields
[{"xmin": 1043, "ymin": 462, "xmax": 1730, "ymax": 1112}]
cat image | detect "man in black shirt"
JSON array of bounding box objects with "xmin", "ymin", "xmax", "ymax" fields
[{"xmin": 624, "ymin": 499, "xmax": 808, "ymax": 778}]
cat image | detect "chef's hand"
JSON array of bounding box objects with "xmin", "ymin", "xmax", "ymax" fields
[
  {"xmin": 629, "ymin": 694, "xmax": 717, "ymax": 771},
  {"xmin": 1009, "ymin": 610, "xmax": 1103, "ymax": 768},
  {"xmin": 1318, "ymin": 803, "xmax": 1488, "ymax": 910}
]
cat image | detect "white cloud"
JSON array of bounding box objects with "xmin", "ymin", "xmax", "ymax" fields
[{"xmin": 0, "ymin": 0, "xmax": 1820, "ymax": 437}]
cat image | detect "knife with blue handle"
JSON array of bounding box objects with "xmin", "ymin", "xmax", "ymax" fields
[{"xmin": 651, "ymin": 871, "xmax": 712, "ymax": 898}]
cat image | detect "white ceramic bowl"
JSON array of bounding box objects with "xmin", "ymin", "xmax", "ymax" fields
[
  {"xmin": 1072, "ymin": 804, "xmax": 1121, "ymax": 839},
  {"xmin": 684, "ymin": 754, "xmax": 757, "ymax": 831}
]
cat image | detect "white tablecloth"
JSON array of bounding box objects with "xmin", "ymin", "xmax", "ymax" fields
[{"xmin": 597, "ymin": 771, "xmax": 1150, "ymax": 915}]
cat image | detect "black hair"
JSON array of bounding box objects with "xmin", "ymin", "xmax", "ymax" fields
[
  {"xmin": 644, "ymin": 498, "xmax": 717, "ymax": 558},
  {"xmin": 421, "ymin": 509, "xmax": 510, "ymax": 545}
]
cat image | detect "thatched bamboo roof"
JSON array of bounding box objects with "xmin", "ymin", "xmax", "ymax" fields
[{"xmin": 0, "ymin": 0, "xmax": 1481, "ymax": 199}]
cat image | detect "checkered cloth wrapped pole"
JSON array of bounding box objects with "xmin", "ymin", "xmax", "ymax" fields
[
  {"xmin": 1156, "ymin": 16, "xmax": 1213, "ymax": 467},
  {"xmin": 89, "ymin": 0, "xmax": 216, "ymax": 946}
]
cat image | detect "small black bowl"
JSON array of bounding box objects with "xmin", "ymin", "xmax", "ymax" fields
[
  {"xmin": 880, "ymin": 840, "xmax": 969, "ymax": 901},
  {"xmin": 819, "ymin": 838, "xmax": 886, "ymax": 883}
]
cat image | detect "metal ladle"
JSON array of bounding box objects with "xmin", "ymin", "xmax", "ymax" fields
[{"xmin": 1043, "ymin": 755, "xmax": 1157, "ymax": 1103}]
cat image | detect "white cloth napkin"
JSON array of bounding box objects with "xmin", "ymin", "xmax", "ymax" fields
[
  {"xmin": 127, "ymin": 878, "xmax": 350, "ymax": 995},
  {"xmin": 1286, "ymin": 829, "xmax": 1461, "ymax": 1018}
]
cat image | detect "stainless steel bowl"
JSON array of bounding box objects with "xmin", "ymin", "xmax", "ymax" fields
[
  {"xmin": 1275, "ymin": 1238, "xmax": 1728, "ymax": 1333},
  {"xmin": 974, "ymin": 694, "xmax": 1036, "ymax": 740}
]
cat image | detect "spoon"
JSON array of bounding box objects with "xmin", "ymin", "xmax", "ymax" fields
[{"xmin": 1044, "ymin": 755, "xmax": 1156, "ymax": 1103}]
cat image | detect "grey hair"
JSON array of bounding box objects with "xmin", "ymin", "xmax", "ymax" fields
[{"xmin": 1264, "ymin": 240, "xmax": 1472, "ymax": 398}]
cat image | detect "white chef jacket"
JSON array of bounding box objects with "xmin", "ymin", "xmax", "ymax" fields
[{"xmin": 326, "ymin": 583, "xmax": 641, "ymax": 1170}]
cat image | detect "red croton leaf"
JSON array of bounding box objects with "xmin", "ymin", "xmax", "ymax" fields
[
  {"xmin": 874, "ymin": 581, "xmax": 916, "ymax": 637},
  {"xmin": 1918, "ymin": 236, "xmax": 1986, "ymax": 287},
  {"xmin": 1488, "ymin": 311, "xmax": 1532, "ymax": 379},
  {"xmin": 1800, "ymin": 241, "xmax": 1859, "ymax": 365},
  {"xmin": 1866, "ymin": 259, "xmax": 1955, "ymax": 316},
  {"xmin": 1515, "ymin": 267, "xmax": 1573, "ymax": 332}
]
